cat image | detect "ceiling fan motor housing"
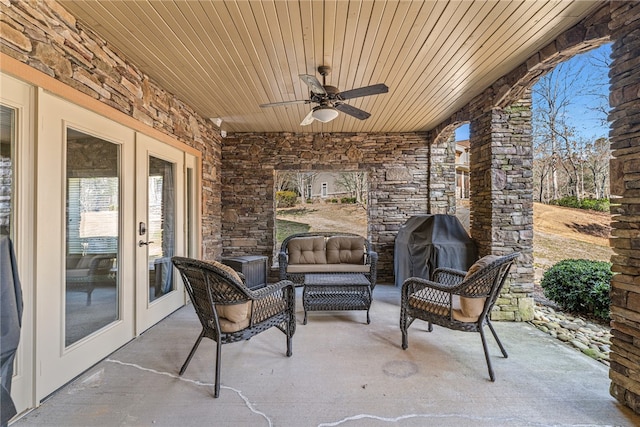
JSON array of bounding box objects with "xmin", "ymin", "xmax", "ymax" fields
[
  {"xmin": 260, "ymin": 64, "xmax": 387, "ymax": 125},
  {"xmin": 310, "ymin": 85, "xmax": 340, "ymax": 103},
  {"xmin": 317, "ymin": 65, "xmax": 331, "ymax": 76}
]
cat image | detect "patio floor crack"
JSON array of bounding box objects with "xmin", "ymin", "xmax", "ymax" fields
[{"xmin": 105, "ymin": 358, "xmax": 273, "ymax": 426}]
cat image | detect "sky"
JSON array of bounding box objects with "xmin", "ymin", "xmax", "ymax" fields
[{"xmin": 456, "ymin": 43, "xmax": 611, "ymax": 142}]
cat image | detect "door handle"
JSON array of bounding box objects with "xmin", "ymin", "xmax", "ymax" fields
[{"xmin": 138, "ymin": 240, "xmax": 154, "ymax": 247}]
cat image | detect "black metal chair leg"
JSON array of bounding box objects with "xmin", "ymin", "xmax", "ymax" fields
[
  {"xmin": 214, "ymin": 339, "xmax": 222, "ymax": 398},
  {"xmin": 479, "ymin": 326, "xmax": 496, "ymax": 382},
  {"xmin": 400, "ymin": 309, "xmax": 408, "ymax": 349},
  {"xmin": 286, "ymin": 319, "xmax": 293, "ymax": 357},
  {"xmin": 487, "ymin": 319, "xmax": 508, "ymax": 358},
  {"xmin": 180, "ymin": 330, "xmax": 205, "ymax": 375},
  {"xmin": 401, "ymin": 327, "xmax": 408, "ymax": 349}
]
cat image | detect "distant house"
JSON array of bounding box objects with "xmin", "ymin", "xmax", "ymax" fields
[
  {"xmin": 456, "ymin": 140, "xmax": 470, "ymax": 199},
  {"xmin": 307, "ymin": 172, "xmax": 350, "ymax": 200}
]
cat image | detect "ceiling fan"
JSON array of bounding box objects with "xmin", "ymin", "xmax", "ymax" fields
[{"xmin": 259, "ymin": 65, "xmax": 389, "ymax": 126}]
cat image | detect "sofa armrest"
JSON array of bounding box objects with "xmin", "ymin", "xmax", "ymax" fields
[
  {"xmin": 367, "ymin": 250, "xmax": 378, "ymax": 288},
  {"xmin": 278, "ymin": 251, "xmax": 288, "ymax": 280}
]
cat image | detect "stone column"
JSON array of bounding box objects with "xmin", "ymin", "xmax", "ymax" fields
[
  {"xmin": 469, "ymin": 94, "xmax": 535, "ymax": 321},
  {"xmin": 608, "ymin": 1, "xmax": 640, "ymax": 414},
  {"xmin": 429, "ymin": 133, "xmax": 457, "ymax": 215}
]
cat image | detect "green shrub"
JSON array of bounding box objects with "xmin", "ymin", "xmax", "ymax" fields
[
  {"xmin": 540, "ymin": 259, "xmax": 612, "ymax": 320},
  {"xmin": 580, "ymin": 198, "xmax": 610, "ymax": 212},
  {"xmin": 550, "ymin": 196, "xmax": 581, "ymax": 209},
  {"xmin": 276, "ymin": 191, "xmax": 297, "ymax": 208},
  {"xmin": 340, "ymin": 197, "xmax": 356, "ymax": 204},
  {"xmin": 329, "ymin": 198, "xmax": 339, "ymax": 203},
  {"xmin": 550, "ymin": 196, "xmax": 610, "ymax": 212}
]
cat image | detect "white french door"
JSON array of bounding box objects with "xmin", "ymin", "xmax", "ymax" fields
[
  {"xmin": 36, "ymin": 91, "xmax": 136, "ymax": 399},
  {"xmin": 135, "ymin": 133, "xmax": 185, "ymax": 333},
  {"xmin": 35, "ymin": 92, "xmax": 189, "ymax": 401}
]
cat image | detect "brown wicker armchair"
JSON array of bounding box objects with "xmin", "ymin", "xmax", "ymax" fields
[
  {"xmin": 400, "ymin": 252, "xmax": 519, "ymax": 381},
  {"xmin": 172, "ymin": 257, "xmax": 296, "ymax": 398}
]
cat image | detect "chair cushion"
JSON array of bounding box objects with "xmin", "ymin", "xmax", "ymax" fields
[
  {"xmin": 326, "ymin": 236, "xmax": 365, "ymax": 264},
  {"xmin": 287, "ymin": 237, "xmax": 327, "ymax": 264},
  {"xmin": 211, "ymin": 261, "xmax": 252, "ymax": 331},
  {"xmin": 459, "ymin": 255, "xmax": 501, "ymax": 320},
  {"xmin": 218, "ymin": 314, "xmax": 251, "ymax": 333},
  {"xmin": 408, "ymin": 291, "xmax": 449, "ymax": 317},
  {"xmin": 214, "ymin": 261, "xmax": 244, "ymax": 283},
  {"xmin": 216, "ymin": 302, "xmax": 251, "ymax": 324}
]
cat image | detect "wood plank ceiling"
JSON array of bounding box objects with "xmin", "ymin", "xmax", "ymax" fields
[{"xmin": 59, "ymin": 1, "xmax": 600, "ymax": 134}]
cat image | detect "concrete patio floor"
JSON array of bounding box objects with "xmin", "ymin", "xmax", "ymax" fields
[{"xmin": 14, "ymin": 285, "xmax": 640, "ymax": 427}]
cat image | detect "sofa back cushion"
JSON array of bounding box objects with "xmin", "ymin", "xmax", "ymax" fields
[
  {"xmin": 287, "ymin": 236, "xmax": 327, "ymax": 264},
  {"xmin": 326, "ymin": 236, "xmax": 365, "ymax": 264}
]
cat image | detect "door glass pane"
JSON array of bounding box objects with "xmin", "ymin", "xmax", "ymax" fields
[
  {"xmin": 66, "ymin": 129, "xmax": 119, "ymax": 346},
  {"xmin": 1, "ymin": 105, "xmax": 15, "ymax": 237},
  {"xmin": 148, "ymin": 156, "xmax": 175, "ymax": 302}
]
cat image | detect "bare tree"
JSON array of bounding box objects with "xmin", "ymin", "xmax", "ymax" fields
[
  {"xmin": 585, "ymin": 44, "xmax": 612, "ymax": 128},
  {"xmin": 275, "ymin": 171, "xmax": 296, "ymax": 192},
  {"xmin": 531, "ymin": 52, "xmax": 613, "ymax": 202},
  {"xmin": 533, "ymin": 60, "xmax": 587, "ymax": 200},
  {"xmin": 294, "ymin": 172, "xmax": 317, "ymax": 204},
  {"xmin": 335, "ymin": 172, "xmax": 368, "ymax": 204},
  {"xmin": 585, "ymin": 137, "xmax": 611, "ymax": 199}
]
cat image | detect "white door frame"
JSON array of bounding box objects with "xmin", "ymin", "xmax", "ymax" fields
[{"xmin": 0, "ymin": 73, "xmax": 36, "ymax": 416}]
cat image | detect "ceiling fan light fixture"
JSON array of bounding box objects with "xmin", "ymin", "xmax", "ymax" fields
[{"xmin": 311, "ymin": 106, "xmax": 339, "ymax": 123}]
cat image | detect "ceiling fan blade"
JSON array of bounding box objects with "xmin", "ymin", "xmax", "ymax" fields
[
  {"xmin": 299, "ymin": 74, "xmax": 327, "ymax": 95},
  {"xmin": 300, "ymin": 110, "xmax": 315, "ymax": 126},
  {"xmin": 338, "ymin": 83, "xmax": 389, "ymax": 100},
  {"xmin": 335, "ymin": 103, "xmax": 371, "ymax": 120},
  {"xmin": 260, "ymin": 99, "xmax": 308, "ymax": 108}
]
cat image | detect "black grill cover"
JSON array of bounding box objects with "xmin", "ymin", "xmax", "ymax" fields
[{"xmin": 394, "ymin": 214, "xmax": 477, "ymax": 287}]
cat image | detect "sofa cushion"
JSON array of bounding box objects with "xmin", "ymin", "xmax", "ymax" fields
[
  {"xmin": 326, "ymin": 236, "xmax": 365, "ymax": 264},
  {"xmin": 287, "ymin": 236, "xmax": 327, "ymax": 264},
  {"xmin": 287, "ymin": 263, "xmax": 370, "ymax": 274},
  {"xmin": 459, "ymin": 254, "xmax": 501, "ymax": 320}
]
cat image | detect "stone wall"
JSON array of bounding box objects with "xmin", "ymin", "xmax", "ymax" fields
[
  {"xmin": 0, "ymin": 0, "xmax": 223, "ymax": 260},
  {"xmin": 220, "ymin": 132, "xmax": 457, "ymax": 284},
  {"xmin": 608, "ymin": 1, "xmax": 640, "ymax": 414},
  {"xmin": 469, "ymin": 95, "xmax": 535, "ymax": 321}
]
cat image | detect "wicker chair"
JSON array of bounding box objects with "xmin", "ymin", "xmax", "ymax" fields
[
  {"xmin": 400, "ymin": 252, "xmax": 519, "ymax": 381},
  {"xmin": 172, "ymin": 256, "xmax": 296, "ymax": 398}
]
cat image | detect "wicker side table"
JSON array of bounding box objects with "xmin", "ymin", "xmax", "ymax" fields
[{"xmin": 302, "ymin": 273, "xmax": 373, "ymax": 324}]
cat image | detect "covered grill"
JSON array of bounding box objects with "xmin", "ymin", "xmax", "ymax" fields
[{"xmin": 394, "ymin": 214, "xmax": 477, "ymax": 287}]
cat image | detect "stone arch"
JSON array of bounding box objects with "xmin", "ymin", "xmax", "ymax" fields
[
  {"xmin": 491, "ymin": 4, "xmax": 611, "ymax": 109},
  {"xmin": 428, "ymin": 3, "xmax": 614, "ymax": 324}
]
